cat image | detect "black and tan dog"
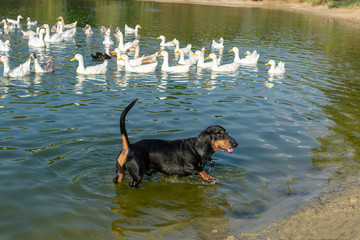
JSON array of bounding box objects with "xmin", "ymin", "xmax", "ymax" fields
[{"xmin": 113, "ymin": 99, "xmax": 238, "ymax": 187}]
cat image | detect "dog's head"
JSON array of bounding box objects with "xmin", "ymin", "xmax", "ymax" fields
[{"xmin": 196, "ymin": 125, "xmax": 238, "ymax": 155}]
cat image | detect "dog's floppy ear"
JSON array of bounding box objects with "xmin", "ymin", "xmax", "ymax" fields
[{"xmin": 195, "ymin": 128, "xmax": 214, "ymax": 159}]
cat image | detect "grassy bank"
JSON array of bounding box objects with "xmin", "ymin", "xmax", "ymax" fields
[{"xmin": 303, "ymin": 0, "xmax": 360, "ymax": 7}]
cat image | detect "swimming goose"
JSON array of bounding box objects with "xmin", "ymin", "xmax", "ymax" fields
[
  {"xmin": 57, "ymin": 16, "xmax": 77, "ymax": 29},
  {"xmin": 21, "ymin": 27, "xmax": 40, "ymax": 37},
  {"xmin": 175, "ymin": 49, "xmax": 196, "ymax": 65},
  {"xmin": 111, "ymin": 48, "xmax": 143, "ymax": 66},
  {"xmin": 26, "ymin": 17, "xmax": 37, "ymax": 26},
  {"xmin": 102, "ymin": 29, "xmax": 114, "ymax": 45},
  {"xmin": 83, "ymin": 24, "xmax": 93, "ymax": 35},
  {"xmin": 57, "ymin": 21, "xmax": 76, "ymax": 39},
  {"xmin": 1, "ymin": 19, "xmax": 14, "ymax": 30},
  {"xmin": 91, "ymin": 52, "xmax": 111, "ymax": 61},
  {"xmin": 70, "ymin": 54, "xmax": 108, "ymax": 75},
  {"xmin": 265, "ymin": 60, "xmax": 285, "ymax": 74},
  {"xmin": 41, "ymin": 24, "xmax": 63, "ymax": 43},
  {"xmin": 100, "ymin": 24, "xmax": 111, "ymax": 34},
  {"xmin": 133, "ymin": 44, "xmax": 158, "ymax": 64},
  {"xmin": 124, "ymin": 24, "xmax": 141, "ymax": 34},
  {"xmin": 0, "ymin": 55, "xmax": 31, "ymax": 77},
  {"xmin": 172, "ymin": 39, "xmax": 191, "ymax": 54},
  {"xmin": 193, "ymin": 50, "xmax": 213, "ymax": 69},
  {"xmin": 211, "ymin": 37, "xmax": 224, "ymax": 49},
  {"xmin": 114, "ymin": 30, "xmax": 138, "ymax": 52},
  {"xmin": 157, "ymin": 35, "xmax": 175, "ymax": 47},
  {"xmin": 28, "ymin": 29, "xmax": 46, "ymax": 48},
  {"xmin": 229, "ymin": 47, "xmax": 259, "ymax": 65},
  {"xmin": 0, "ymin": 40, "xmax": 11, "ymax": 52},
  {"xmin": 31, "ymin": 53, "xmax": 55, "ymax": 73},
  {"xmin": 157, "ymin": 51, "xmax": 190, "ymax": 73},
  {"xmin": 205, "ymin": 53, "xmax": 236, "ymax": 72},
  {"xmin": 7, "ymin": 15, "xmax": 23, "ymax": 25},
  {"xmin": 118, "ymin": 55, "xmax": 157, "ymax": 73}
]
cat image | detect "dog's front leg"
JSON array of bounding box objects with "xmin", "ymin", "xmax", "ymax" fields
[{"xmin": 196, "ymin": 171, "xmax": 216, "ymax": 184}]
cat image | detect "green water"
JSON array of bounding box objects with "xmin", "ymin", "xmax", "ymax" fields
[{"xmin": 1, "ymin": 0, "xmax": 360, "ymax": 239}]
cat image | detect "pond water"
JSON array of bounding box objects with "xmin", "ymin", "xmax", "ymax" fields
[{"xmin": 1, "ymin": 0, "xmax": 360, "ymax": 239}]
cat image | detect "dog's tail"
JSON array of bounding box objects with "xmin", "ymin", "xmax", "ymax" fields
[{"xmin": 120, "ymin": 99, "xmax": 138, "ymax": 152}]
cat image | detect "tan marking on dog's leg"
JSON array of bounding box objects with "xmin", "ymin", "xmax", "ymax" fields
[
  {"xmin": 115, "ymin": 172, "xmax": 125, "ymax": 183},
  {"xmin": 117, "ymin": 134, "xmax": 129, "ymax": 167},
  {"xmin": 196, "ymin": 171, "xmax": 215, "ymax": 183}
]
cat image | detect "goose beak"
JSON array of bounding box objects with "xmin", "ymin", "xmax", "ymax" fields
[
  {"xmin": 228, "ymin": 49, "xmax": 234, "ymax": 53},
  {"xmin": 265, "ymin": 62, "xmax": 270, "ymax": 66},
  {"xmin": 157, "ymin": 53, "xmax": 163, "ymax": 57},
  {"xmin": 117, "ymin": 57, "xmax": 123, "ymax": 61},
  {"xmin": 205, "ymin": 56, "xmax": 210, "ymax": 60},
  {"xmin": 70, "ymin": 57, "xmax": 77, "ymax": 61}
]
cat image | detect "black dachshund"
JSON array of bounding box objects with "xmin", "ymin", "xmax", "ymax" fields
[{"xmin": 113, "ymin": 99, "xmax": 238, "ymax": 187}]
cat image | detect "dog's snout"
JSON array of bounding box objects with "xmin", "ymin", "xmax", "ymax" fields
[{"xmin": 231, "ymin": 138, "xmax": 238, "ymax": 148}]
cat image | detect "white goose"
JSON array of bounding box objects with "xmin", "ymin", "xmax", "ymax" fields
[
  {"xmin": 1, "ymin": 19, "xmax": 14, "ymax": 30},
  {"xmin": 57, "ymin": 21, "xmax": 76, "ymax": 39},
  {"xmin": 21, "ymin": 27, "xmax": 40, "ymax": 38},
  {"xmin": 102, "ymin": 29, "xmax": 114, "ymax": 45},
  {"xmin": 28, "ymin": 29, "xmax": 46, "ymax": 48},
  {"xmin": 157, "ymin": 35, "xmax": 175, "ymax": 47},
  {"xmin": 114, "ymin": 30, "xmax": 138, "ymax": 52},
  {"xmin": 193, "ymin": 50, "xmax": 213, "ymax": 69},
  {"xmin": 205, "ymin": 53, "xmax": 236, "ymax": 72},
  {"xmin": 31, "ymin": 53, "xmax": 55, "ymax": 73},
  {"xmin": 157, "ymin": 51, "xmax": 190, "ymax": 73},
  {"xmin": 176, "ymin": 49, "xmax": 197, "ymax": 65},
  {"xmin": 111, "ymin": 48, "xmax": 143, "ymax": 66},
  {"xmin": 83, "ymin": 24, "xmax": 93, "ymax": 35},
  {"xmin": 133, "ymin": 44, "xmax": 158, "ymax": 64},
  {"xmin": 0, "ymin": 40, "xmax": 11, "ymax": 52},
  {"xmin": 7, "ymin": 15, "xmax": 23, "ymax": 25},
  {"xmin": 70, "ymin": 54, "xmax": 108, "ymax": 75},
  {"xmin": 57, "ymin": 16, "xmax": 77, "ymax": 29},
  {"xmin": 0, "ymin": 55, "xmax": 31, "ymax": 77},
  {"xmin": 211, "ymin": 37, "xmax": 224, "ymax": 49},
  {"xmin": 26, "ymin": 17, "xmax": 37, "ymax": 26},
  {"xmin": 229, "ymin": 47, "xmax": 259, "ymax": 65},
  {"xmin": 124, "ymin": 24, "xmax": 141, "ymax": 34},
  {"xmin": 265, "ymin": 60, "xmax": 285, "ymax": 74},
  {"xmin": 172, "ymin": 39, "xmax": 191, "ymax": 54},
  {"xmin": 41, "ymin": 24, "xmax": 63, "ymax": 43},
  {"xmin": 118, "ymin": 55, "xmax": 157, "ymax": 73}
]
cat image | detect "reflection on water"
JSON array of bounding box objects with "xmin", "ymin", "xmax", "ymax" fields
[{"xmin": 1, "ymin": 0, "xmax": 360, "ymax": 239}]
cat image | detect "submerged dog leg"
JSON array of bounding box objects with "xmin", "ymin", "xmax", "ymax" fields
[
  {"xmin": 196, "ymin": 171, "xmax": 215, "ymax": 183},
  {"xmin": 113, "ymin": 172, "xmax": 126, "ymax": 183}
]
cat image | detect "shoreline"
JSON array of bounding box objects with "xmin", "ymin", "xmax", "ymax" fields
[{"xmin": 142, "ymin": 0, "xmax": 360, "ymax": 25}]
